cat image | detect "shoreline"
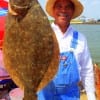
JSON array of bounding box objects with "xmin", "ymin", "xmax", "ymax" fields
[
  {"xmin": 49, "ymin": 20, "xmax": 100, "ymax": 25},
  {"xmin": 71, "ymin": 22, "xmax": 100, "ymax": 25}
]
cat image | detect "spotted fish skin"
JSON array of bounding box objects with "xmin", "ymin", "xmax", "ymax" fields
[{"xmin": 3, "ymin": 0, "xmax": 59, "ymax": 99}]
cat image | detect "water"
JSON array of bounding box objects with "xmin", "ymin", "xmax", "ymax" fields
[{"xmin": 72, "ymin": 24, "xmax": 100, "ymax": 64}]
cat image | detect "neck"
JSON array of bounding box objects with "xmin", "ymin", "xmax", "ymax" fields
[
  {"xmin": 59, "ymin": 25, "xmax": 68, "ymax": 33},
  {"xmin": 54, "ymin": 22, "xmax": 70, "ymax": 33}
]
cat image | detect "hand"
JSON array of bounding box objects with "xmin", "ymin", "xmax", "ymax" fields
[{"xmin": 8, "ymin": 3, "xmax": 18, "ymax": 15}]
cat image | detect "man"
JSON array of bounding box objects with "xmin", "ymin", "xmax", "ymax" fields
[{"xmin": 37, "ymin": 0, "xmax": 96, "ymax": 100}]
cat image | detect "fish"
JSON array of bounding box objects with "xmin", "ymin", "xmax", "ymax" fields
[{"xmin": 3, "ymin": 0, "xmax": 59, "ymax": 99}]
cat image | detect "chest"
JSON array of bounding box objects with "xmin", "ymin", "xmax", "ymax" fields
[{"xmin": 58, "ymin": 36, "xmax": 84, "ymax": 53}]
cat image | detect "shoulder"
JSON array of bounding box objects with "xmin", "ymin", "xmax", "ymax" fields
[
  {"xmin": 71, "ymin": 25, "xmax": 87, "ymax": 43},
  {"xmin": 70, "ymin": 26, "xmax": 89, "ymax": 52}
]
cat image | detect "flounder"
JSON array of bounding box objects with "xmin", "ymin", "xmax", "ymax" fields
[{"xmin": 3, "ymin": 0, "xmax": 59, "ymax": 99}]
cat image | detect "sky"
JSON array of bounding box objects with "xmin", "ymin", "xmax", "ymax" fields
[{"xmin": 38, "ymin": 0, "xmax": 100, "ymax": 20}]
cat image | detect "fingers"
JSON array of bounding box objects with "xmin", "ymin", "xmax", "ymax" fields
[{"xmin": 8, "ymin": 3, "xmax": 18, "ymax": 15}]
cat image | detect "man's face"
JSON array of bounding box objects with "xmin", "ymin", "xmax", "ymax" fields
[{"xmin": 53, "ymin": 0, "xmax": 74, "ymax": 26}]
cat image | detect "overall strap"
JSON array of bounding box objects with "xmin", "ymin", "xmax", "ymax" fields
[{"xmin": 70, "ymin": 31, "xmax": 78, "ymax": 49}]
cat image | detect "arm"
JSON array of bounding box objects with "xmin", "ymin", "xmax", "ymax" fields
[{"xmin": 79, "ymin": 39, "xmax": 96, "ymax": 100}]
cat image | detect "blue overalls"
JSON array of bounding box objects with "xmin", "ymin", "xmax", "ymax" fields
[{"xmin": 37, "ymin": 31, "xmax": 80, "ymax": 100}]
